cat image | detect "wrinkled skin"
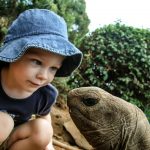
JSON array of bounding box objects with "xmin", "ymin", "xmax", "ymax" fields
[{"xmin": 67, "ymin": 87, "xmax": 150, "ymax": 150}]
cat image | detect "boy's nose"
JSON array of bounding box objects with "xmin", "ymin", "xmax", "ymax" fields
[{"xmin": 36, "ymin": 69, "xmax": 49, "ymax": 81}]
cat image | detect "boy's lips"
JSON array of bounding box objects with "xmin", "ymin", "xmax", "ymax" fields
[{"xmin": 29, "ymin": 81, "xmax": 42, "ymax": 87}]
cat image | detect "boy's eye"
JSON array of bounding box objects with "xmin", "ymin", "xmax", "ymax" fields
[
  {"xmin": 31, "ymin": 59, "xmax": 42, "ymax": 65},
  {"xmin": 49, "ymin": 67, "xmax": 58, "ymax": 73}
]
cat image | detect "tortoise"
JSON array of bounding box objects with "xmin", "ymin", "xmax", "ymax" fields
[{"xmin": 67, "ymin": 87, "xmax": 150, "ymax": 150}]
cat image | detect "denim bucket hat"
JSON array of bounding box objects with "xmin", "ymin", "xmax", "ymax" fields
[{"xmin": 0, "ymin": 9, "xmax": 82, "ymax": 77}]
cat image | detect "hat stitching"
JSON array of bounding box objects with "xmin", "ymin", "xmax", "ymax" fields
[
  {"xmin": 5, "ymin": 31, "xmax": 67, "ymax": 43},
  {"xmin": 0, "ymin": 43, "xmax": 77, "ymax": 62}
]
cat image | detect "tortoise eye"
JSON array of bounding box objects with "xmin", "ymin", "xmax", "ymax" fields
[{"xmin": 82, "ymin": 98, "xmax": 98, "ymax": 106}]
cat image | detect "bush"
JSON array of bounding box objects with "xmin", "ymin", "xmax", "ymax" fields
[{"xmin": 68, "ymin": 23, "xmax": 150, "ymax": 121}]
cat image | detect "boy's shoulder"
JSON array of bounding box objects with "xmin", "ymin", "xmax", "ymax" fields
[
  {"xmin": 44, "ymin": 84, "xmax": 58, "ymax": 94},
  {"xmin": 39, "ymin": 84, "xmax": 58, "ymax": 98}
]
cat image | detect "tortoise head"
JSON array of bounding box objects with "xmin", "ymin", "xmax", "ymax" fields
[{"xmin": 67, "ymin": 86, "xmax": 135, "ymax": 148}]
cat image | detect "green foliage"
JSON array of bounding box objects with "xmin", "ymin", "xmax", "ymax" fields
[
  {"xmin": 68, "ymin": 23, "xmax": 150, "ymax": 122},
  {"xmin": 0, "ymin": 0, "xmax": 33, "ymax": 18},
  {"xmin": 144, "ymin": 105, "xmax": 150, "ymax": 122},
  {"xmin": 52, "ymin": 77, "xmax": 70, "ymax": 103}
]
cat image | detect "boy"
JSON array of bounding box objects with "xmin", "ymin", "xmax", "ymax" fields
[{"xmin": 0, "ymin": 9, "xmax": 82, "ymax": 150}]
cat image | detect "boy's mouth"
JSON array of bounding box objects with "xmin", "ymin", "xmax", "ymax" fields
[{"xmin": 29, "ymin": 81, "xmax": 42, "ymax": 87}]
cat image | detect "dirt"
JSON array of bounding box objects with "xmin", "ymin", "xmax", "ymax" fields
[{"xmin": 51, "ymin": 99, "xmax": 83, "ymax": 150}]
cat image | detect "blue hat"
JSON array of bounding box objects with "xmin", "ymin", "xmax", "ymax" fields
[{"xmin": 0, "ymin": 9, "xmax": 82, "ymax": 77}]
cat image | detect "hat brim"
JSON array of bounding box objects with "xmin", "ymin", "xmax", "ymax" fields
[{"xmin": 0, "ymin": 34, "xmax": 82, "ymax": 77}]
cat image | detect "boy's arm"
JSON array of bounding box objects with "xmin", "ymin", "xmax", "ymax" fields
[
  {"xmin": 39, "ymin": 113, "xmax": 52, "ymax": 123},
  {"xmin": 38, "ymin": 114, "xmax": 54, "ymax": 150}
]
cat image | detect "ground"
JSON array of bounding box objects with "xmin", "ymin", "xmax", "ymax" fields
[
  {"xmin": 51, "ymin": 99, "xmax": 83, "ymax": 150},
  {"xmin": 51, "ymin": 100, "xmax": 92, "ymax": 150}
]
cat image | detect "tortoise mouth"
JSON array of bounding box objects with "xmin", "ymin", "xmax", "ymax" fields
[
  {"xmin": 69, "ymin": 107, "xmax": 100, "ymax": 131},
  {"xmin": 69, "ymin": 107, "xmax": 120, "ymax": 148}
]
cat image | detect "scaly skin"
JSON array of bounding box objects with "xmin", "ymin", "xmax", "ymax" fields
[{"xmin": 67, "ymin": 87, "xmax": 150, "ymax": 150}]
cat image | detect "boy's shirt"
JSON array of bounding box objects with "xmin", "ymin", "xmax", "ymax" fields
[{"xmin": 0, "ymin": 83, "xmax": 58, "ymax": 126}]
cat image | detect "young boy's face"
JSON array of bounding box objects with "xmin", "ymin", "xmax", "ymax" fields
[{"xmin": 6, "ymin": 48, "xmax": 65, "ymax": 94}]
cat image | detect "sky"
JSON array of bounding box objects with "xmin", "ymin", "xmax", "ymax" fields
[{"xmin": 85, "ymin": 0, "xmax": 150, "ymax": 31}]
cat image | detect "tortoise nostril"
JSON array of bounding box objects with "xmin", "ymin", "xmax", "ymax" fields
[{"xmin": 82, "ymin": 98, "xmax": 98, "ymax": 106}]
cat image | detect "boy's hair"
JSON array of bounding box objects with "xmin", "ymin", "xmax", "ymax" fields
[{"xmin": 0, "ymin": 61, "xmax": 9, "ymax": 69}]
